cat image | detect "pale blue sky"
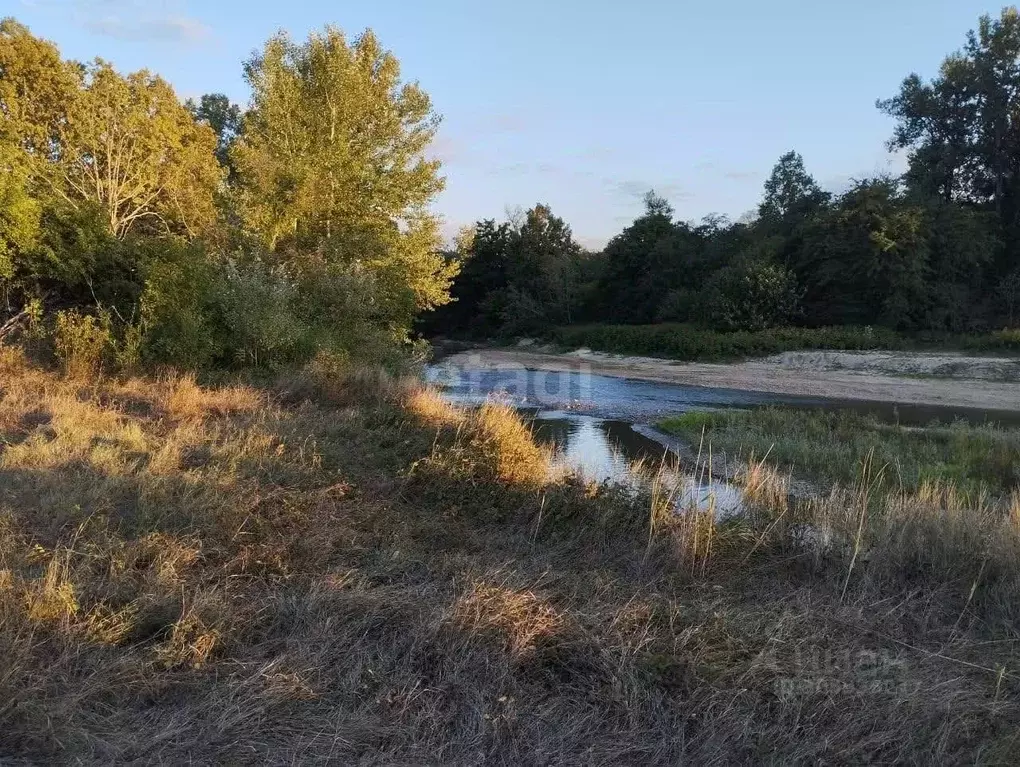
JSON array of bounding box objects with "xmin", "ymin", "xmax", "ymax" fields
[{"xmin": 11, "ymin": 0, "xmax": 1004, "ymax": 246}]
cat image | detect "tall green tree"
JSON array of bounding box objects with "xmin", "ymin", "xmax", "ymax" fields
[
  {"xmin": 879, "ymin": 7, "xmax": 1020, "ymax": 275},
  {"xmin": 595, "ymin": 192, "xmax": 701, "ymax": 323},
  {"xmin": 799, "ymin": 179, "xmax": 931, "ymax": 328},
  {"xmin": 187, "ymin": 93, "xmax": 242, "ymax": 170},
  {"xmin": 758, "ymin": 150, "xmax": 827, "ymax": 223},
  {"xmin": 233, "ymin": 26, "xmax": 455, "ymax": 327},
  {"xmin": 53, "ymin": 62, "xmax": 223, "ymax": 239},
  {"xmin": 431, "ymin": 205, "xmax": 585, "ymax": 336},
  {"xmin": 0, "ymin": 19, "xmax": 78, "ymax": 279}
]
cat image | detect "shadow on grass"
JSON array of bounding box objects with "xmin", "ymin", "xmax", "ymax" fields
[{"xmin": 0, "ymin": 361, "xmax": 1018, "ymax": 762}]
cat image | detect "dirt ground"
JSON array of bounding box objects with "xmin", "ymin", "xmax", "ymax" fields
[{"xmin": 442, "ymin": 346, "xmax": 1020, "ymax": 412}]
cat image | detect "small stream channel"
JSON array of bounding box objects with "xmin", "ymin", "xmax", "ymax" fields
[{"xmin": 426, "ymin": 362, "xmax": 1019, "ymax": 515}]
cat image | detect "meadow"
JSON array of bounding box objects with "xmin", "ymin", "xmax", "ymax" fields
[
  {"xmin": 659, "ymin": 407, "xmax": 1020, "ymax": 497},
  {"xmin": 1, "ymin": 349, "xmax": 1018, "ymax": 763}
]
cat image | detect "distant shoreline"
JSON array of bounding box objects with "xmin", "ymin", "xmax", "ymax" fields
[{"xmin": 440, "ymin": 346, "xmax": 1020, "ymax": 413}]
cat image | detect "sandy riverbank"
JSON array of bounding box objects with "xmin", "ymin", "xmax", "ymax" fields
[{"xmin": 441, "ymin": 346, "xmax": 1020, "ymax": 412}]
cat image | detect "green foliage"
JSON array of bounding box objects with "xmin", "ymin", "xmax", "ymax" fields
[
  {"xmin": 594, "ymin": 192, "xmax": 705, "ymax": 324},
  {"xmin": 959, "ymin": 328, "xmax": 1020, "ymax": 353},
  {"xmin": 137, "ymin": 240, "xmax": 222, "ymax": 369},
  {"xmin": 879, "ymin": 7, "xmax": 1020, "ymax": 277},
  {"xmin": 758, "ymin": 150, "xmax": 828, "ymax": 223},
  {"xmin": 0, "ymin": 20, "xmax": 456, "ymax": 376},
  {"xmin": 57, "ymin": 62, "xmax": 223, "ymax": 239},
  {"xmin": 427, "ymin": 205, "xmax": 588, "ymax": 337},
  {"xmin": 52, "ymin": 309, "xmax": 115, "ymax": 379},
  {"xmin": 186, "ymin": 93, "xmax": 242, "ymax": 171},
  {"xmin": 551, "ymin": 324, "xmax": 904, "ymax": 361},
  {"xmin": 0, "ymin": 154, "xmax": 40, "ymax": 280},
  {"xmin": 797, "ymin": 179, "xmax": 931, "ymax": 328},
  {"xmin": 233, "ymin": 26, "xmax": 455, "ymax": 331},
  {"xmin": 702, "ymin": 259, "xmax": 801, "ymax": 331}
]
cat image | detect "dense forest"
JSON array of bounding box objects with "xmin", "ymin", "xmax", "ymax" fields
[
  {"xmin": 0, "ymin": 19, "xmax": 454, "ymax": 373},
  {"xmin": 429, "ymin": 8, "xmax": 1020, "ymax": 341},
  {"xmin": 4, "ymin": 10, "xmax": 1020, "ymax": 377}
]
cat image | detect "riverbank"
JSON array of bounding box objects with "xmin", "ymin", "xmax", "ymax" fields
[
  {"xmin": 2, "ymin": 348, "xmax": 1019, "ymax": 762},
  {"xmin": 658, "ymin": 407, "xmax": 1020, "ymax": 498},
  {"xmin": 441, "ymin": 346, "xmax": 1020, "ymax": 412}
]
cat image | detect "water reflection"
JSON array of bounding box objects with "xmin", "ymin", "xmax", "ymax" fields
[
  {"xmin": 427, "ymin": 363, "xmax": 1020, "ymax": 517},
  {"xmin": 527, "ymin": 410, "xmax": 743, "ymax": 516}
]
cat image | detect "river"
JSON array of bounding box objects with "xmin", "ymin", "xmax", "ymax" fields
[{"xmin": 426, "ymin": 361, "xmax": 1018, "ymax": 512}]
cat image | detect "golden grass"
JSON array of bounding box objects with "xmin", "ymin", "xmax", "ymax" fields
[
  {"xmin": 404, "ymin": 386, "xmax": 465, "ymax": 428},
  {"xmin": 470, "ymin": 402, "xmax": 553, "ymax": 485},
  {"xmin": 451, "ymin": 581, "xmax": 566, "ymax": 658},
  {"xmin": 0, "ymin": 356, "xmax": 1017, "ymax": 762},
  {"xmin": 157, "ymin": 372, "xmax": 261, "ymax": 420}
]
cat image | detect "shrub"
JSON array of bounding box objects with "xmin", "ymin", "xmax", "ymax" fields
[
  {"xmin": 215, "ymin": 257, "xmax": 306, "ymax": 367},
  {"xmin": 137, "ymin": 239, "xmax": 222, "ymax": 369},
  {"xmin": 53, "ymin": 309, "xmax": 114, "ymax": 378},
  {"xmin": 551, "ymin": 323, "xmax": 906, "ymax": 361},
  {"xmin": 702, "ymin": 259, "xmax": 802, "ymax": 331}
]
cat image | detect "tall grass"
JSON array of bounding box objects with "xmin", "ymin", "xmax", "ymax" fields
[
  {"xmin": 0, "ymin": 350, "xmax": 1018, "ymax": 762},
  {"xmin": 659, "ymin": 407, "xmax": 1020, "ymax": 497}
]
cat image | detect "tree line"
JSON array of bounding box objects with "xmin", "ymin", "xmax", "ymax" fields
[
  {"xmin": 430, "ymin": 8, "xmax": 1020, "ymax": 339},
  {"xmin": 0, "ymin": 19, "xmax": 455, "ymax": 372}
]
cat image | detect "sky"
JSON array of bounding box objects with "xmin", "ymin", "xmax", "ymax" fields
[{"xmin": 9, "ymin": 0, "xmax": 1006, "ymax": 248}]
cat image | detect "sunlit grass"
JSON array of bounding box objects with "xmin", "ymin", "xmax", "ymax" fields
[
  {"xmin": 0, "ymin": 353, "xmax": 1018, "ymax": 762},
  {"xmin": 659, "ymin": 407, "xmax": 1020, "ymax": 497}
]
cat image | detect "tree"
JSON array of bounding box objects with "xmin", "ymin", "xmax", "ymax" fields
[
  {"xmin": 53, "ymin": 62, "xmax": 223, "ymax": 239},
  {"xmin": 704, "ymin": 258, "xmax": 801, "ymax": 331},
  {"xmin": 0, "ymin": 19, "xmax": 79, "ymax": 279},
  {"xmin": 0, "ymin": 19, "xmax": 79, "ymax": 160},
  {"xmin": 879, "ymin": 8, "xmax": 1020, "ymax": 270},
  {"xmin": 187, "ymin": 93, "xmax": 242, "ymax": 170},
  {"xmin": 799, "ymin": 179, "xmax": 931, "ymax": 328},
  {"xmin": 594, "ymin": 191, "xmax": 700, "ymax": 323},
  {"xmin": 233, "ymin": 26, "xmax": 455, "ymax": 326},
  {"xmin": 758, "ymin": 151, "xmax": 828, "ymax": 223},
  {"xmin": 430, "ymin": 205, "xmax": 585, "ymax": 336}
]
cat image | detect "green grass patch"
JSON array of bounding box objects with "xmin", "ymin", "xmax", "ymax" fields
[
  {"xmin": 550, "ymin": 323, "xmax": 1020, "ymax": 361},
  {"xmin": 658, "ymin": 407, "xmax": 1020, "ymax": 496}
]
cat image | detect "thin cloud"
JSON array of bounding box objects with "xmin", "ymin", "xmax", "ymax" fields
[
  {"xmin": 606, "ymin": 179, "xmax": 691, "ymax": 202},
  {"xmin": 70, "ymin": 1, "xmax": 210, "ymax": 44},
  {"xmin": 83, "ymin": 15, "xmax": 210, "ymax": 43},
  {"xmin": 723, "ymin": 170, "xmax": 761, "ymax": 182}
]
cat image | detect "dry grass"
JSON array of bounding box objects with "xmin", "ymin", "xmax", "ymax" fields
[
  {"xmin": 470, "ymin": 403, "xmax": 554, "ymax": 485},
  {"xmin": 0, "ymin": 353, "xmax": 1018, "ymax": 763},
  {"xmin": 404, "ymin": 386, "xmax": 465, "ymax": 428}
]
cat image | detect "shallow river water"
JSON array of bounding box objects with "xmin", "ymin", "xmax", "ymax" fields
[{"xmin": 426, "ymin": 362, "xmax": 1018, "ymax": 513}]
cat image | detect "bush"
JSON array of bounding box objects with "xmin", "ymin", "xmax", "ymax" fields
[
  {"xmin": 550, "ymin": 323, "xmax": 905, "ymax": 361},
  {"xmin": 138, "ymin": 239, "xmax": 222, "ymax": 369},
  {"xmin": 215, "ymin": 258, "xmax": 306, "ymax": 367},
  {"xmin": 702, "ymin": 259, "xmax": 802, "ymax": 331},
  {"xmin": 53, "ymin": 309, "xmax": 114, "ymax": 379},
  {"xmin": 960, "ymin": 328, "xmax": 1020, "ymax": 353}
]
